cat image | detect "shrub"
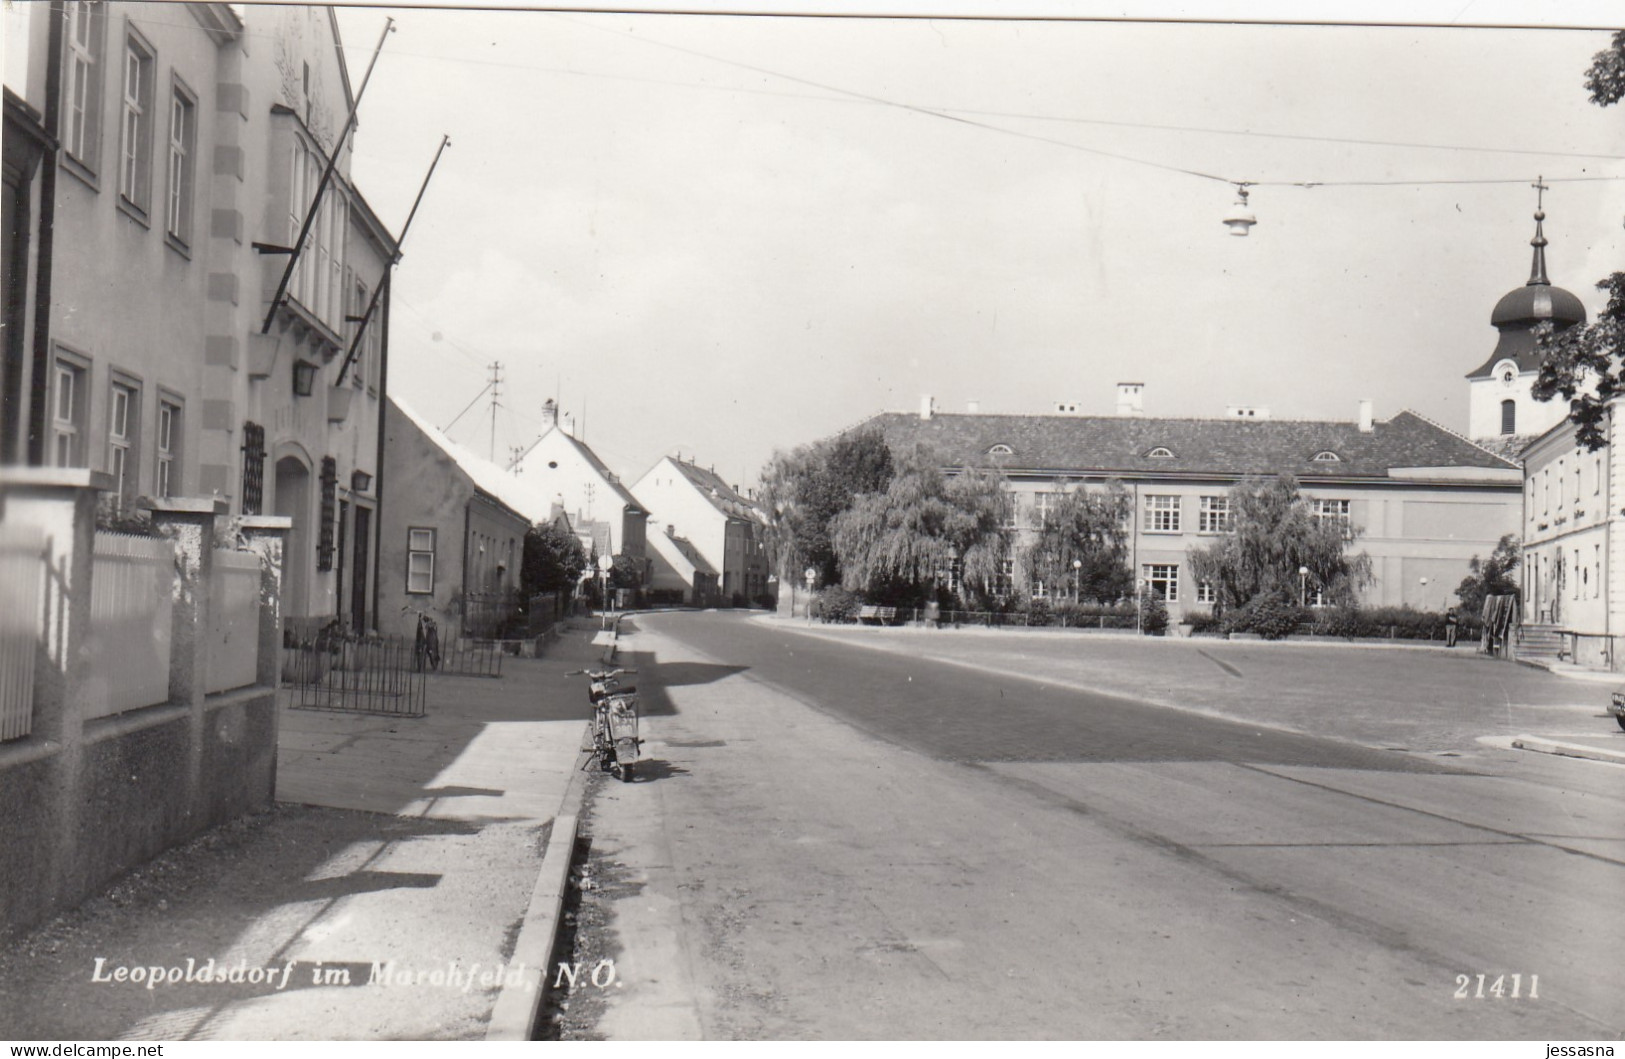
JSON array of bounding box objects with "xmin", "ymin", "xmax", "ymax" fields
[
  {"xmin": 1023, "ymin": 597, "xmax": 1055, "ymax": 627},
  {"xmin": 1140, "ymin": 588, "xmax": 1169, "ymax": 636},
  {"xmin": 1185, "ymin": 611, "xmax": 1224, "ymax": 635},
  {"xmin": 816, "ymin": 586, "xmax": 862, "ymax": 623},
  {"xmin": 1224, "ymin": 591, "xmax": 1304, "ymax": 640}
]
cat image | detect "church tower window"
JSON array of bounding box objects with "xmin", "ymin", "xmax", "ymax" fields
[{"xmin": 1500, "ymin": 400, "xmax": 1516, "ymax": 435}]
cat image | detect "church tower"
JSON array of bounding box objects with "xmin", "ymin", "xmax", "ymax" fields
[{"xmin": 1466, "ymin": 192, "xmax": 1587, "ymax": 454}]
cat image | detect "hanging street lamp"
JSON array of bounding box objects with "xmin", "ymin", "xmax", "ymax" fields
[{"xmin": 1223, "ymin": 184, "xmax": 1257, "ymax": 237}]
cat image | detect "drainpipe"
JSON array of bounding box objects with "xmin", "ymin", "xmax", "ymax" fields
[{"xmin": 27, "ymin": 3, "xmax": 65, "ymax": 464}]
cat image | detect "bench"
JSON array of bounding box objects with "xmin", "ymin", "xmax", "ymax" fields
[{"xmin": 857, "ymin": 606, "xmax": 898, "ymax": 625}]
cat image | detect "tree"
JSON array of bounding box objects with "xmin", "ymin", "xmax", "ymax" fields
[
  {"xmin": 758, "ymin": 427, "xmax": 894, "ymax": 587},
  {"xmin": 1455, "ymin": 532, "xmax": 1521, "ymax": 617},
  {"xmin": 521, "ymin": 521, "xmax": 587, "ymax": 600},
  {"xmin": 1187, "ymin": 475, "xmax": 1372, "ymax": 611},
  {"xmin": 1021, "ymin": 480, "xmax": 1134, "ymax": 603},
  {"xmin": 1531, "ymin": 32, "xmax": 1625, "ymax": 450},
  {"xmin": 830, "ymin": 442, "xmax": 1009, "ymax": 603}
]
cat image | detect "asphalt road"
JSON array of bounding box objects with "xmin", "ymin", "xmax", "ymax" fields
[{"xmin": 575, "ymin": 611, "xmax": 1625, "ymax": 1040}]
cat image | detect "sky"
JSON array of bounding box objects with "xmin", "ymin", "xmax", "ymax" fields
[{"xmin": 328, "ymin": 2, "xmax": 1625, "ymax": 490}]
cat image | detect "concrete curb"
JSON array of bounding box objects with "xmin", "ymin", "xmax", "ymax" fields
[
  {"xmin": 485, "ymin": 741, "xmax": 592, "ymax": 1041},
  {"xmin": 1510, "ymin": 734, "xmax": 1625, "ymax": 765}
]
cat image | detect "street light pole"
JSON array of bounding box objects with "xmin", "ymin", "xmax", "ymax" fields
[
  {"xmin": 1299, "ymin": 566, "xmax": 1309, "ymax": 608},
  {"xmin": 1073, "ymin": 558, "xmax": 1082, "ymax": 604}
]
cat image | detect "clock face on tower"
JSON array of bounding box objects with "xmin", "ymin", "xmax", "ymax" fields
[{"xmin": 1495, "ymin": 360, "xmax": 1519, "ymax": 388}]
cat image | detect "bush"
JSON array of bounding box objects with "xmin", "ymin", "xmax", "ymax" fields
[
  {"xmin": 1185, "ymin": 610, "xmax": 1224, "ymax": 635},
  {"xmin": 1224, "ymin": 591, "xmax": 1305, "ymax": 640},
  {"xmin": 1022, "ymin": 597, "xmax": 1055, "ymax": 626},
  {"xmin": 1140, "ymin": 589, "xmax": 1169, "ymax": 636},
  {"xmin": 815, "ymin": 586, "xmax": 862, "ymax": 623},
  {"xmin": 1308, "ymin": 605, "xmax": 1480, "ymax": 642}
]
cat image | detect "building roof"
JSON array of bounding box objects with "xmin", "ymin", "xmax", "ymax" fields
[
  {"xmin": 528, "ymin": 426, "xmax": 647, "ymax": 514},
  {"xmin": 390, "ymin": 397, "xmax": 557, "ymax": 523},
  {"xmin": 668, "ymin": 457, "xmax": 767, "ymax": 522},
  {"xmin": 860, "ymin": 408, "xmax": 1520, "ymax": 481}
]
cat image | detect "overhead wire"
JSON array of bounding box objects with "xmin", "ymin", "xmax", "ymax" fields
[{"xmin": 546, "ymin": 13, "xmax": 1625, "ymax": 192}]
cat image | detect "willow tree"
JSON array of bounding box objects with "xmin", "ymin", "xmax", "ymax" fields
[
  {"xmin": 1188, "ymin": 474, "xmax": 1371, "ymax": 611},
  {"xmin": 1022, "ymin": 480, "xmax": 1134, "ymax": 603},
  {"xmin": 830, "ymin": 443, "xmax": 1009, "ymax": 603},
  {"xmin": 757, "ymin": 427, "xmax": 894, "ymax": 587}
]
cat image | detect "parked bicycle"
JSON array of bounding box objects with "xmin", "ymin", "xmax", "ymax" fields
[
  {"xmin": 403, "ymin": 605, "xmax": 441, "ymax": 672},
  {"xmin": 568, "ymin": 667, "xmax": 641, "ymax": 781}
]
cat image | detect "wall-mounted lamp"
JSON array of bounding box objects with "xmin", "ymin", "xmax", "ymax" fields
[
  {"xmin": 351, "ymin": 470, "xmax": 372, "ymax": 493},
  {"xmin": 292, "ymin": 358, "xmax": 319, "ymax": 397}
]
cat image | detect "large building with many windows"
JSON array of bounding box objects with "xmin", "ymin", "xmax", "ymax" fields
[
  {"xmin": 3, "ymin": 3, "xmax": 400, "ymax": 630},
  {"xmin": 861, "ymin": 393, "xmax": 1523, "ymax": 622}
]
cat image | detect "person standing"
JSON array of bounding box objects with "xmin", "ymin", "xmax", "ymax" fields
[{"xmin": 1444, "ymin": 606, "xmax": 1460, "ymax": 648}]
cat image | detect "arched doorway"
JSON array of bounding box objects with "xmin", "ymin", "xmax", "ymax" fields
[{"xmin": 274, "ymin": 456, "xmax": 311, "ymax": 619}]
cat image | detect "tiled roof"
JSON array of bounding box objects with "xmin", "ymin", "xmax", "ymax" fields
[
  {"xmin": 860, "ymin": 409, "xmax": 1519, "ymax": 480},
  {"xmin": 555, "ymin": 429, "xmax": 646, "ymax": 513},
  {"xmin": 671, "ymin": 459, "xmax": 768, "ymax": 522},
  {"xmin": 391, "ymin": 398, "xmax": 557, "ymax": 522}
]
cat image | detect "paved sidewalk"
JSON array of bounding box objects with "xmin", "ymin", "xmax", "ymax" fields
[{"xmin": 0, "ymin": 624, "xmax": 608, "ymax": 1042}]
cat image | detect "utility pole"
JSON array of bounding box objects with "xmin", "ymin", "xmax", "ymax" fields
[{"xmin": 486, "ymin": 361, "xmax": 503, "ymax": 462}]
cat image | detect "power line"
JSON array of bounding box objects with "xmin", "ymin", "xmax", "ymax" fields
[{"xmin": 554, "ymin": 14, "xmax": 1625, "ymax": 191}]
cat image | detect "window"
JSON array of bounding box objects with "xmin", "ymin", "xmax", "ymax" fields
[
  {"xmin": 350, "ymin": 279, "xmax": 369, "ymax": 388},
  {"xmin": 241, "ymin": 421, "xmax": 266, "ymax": 515},
  {"xmin": 165, "ymin": 83, "xmax": 196, "ymax": 245},
  {"xmin": 155, "ymin": 397, "xmax": 180, "ymax": 498},
  {"xmin": 1596, "ymin": 455, "xmax": 1603, "ymax": 496},
  {"xmin": 1501, "ymin": 399, "xmax": 1516, "ymax": 436},
  {"xmin": 1034, "ymin": 491, "xmax": 1061, "ymax": 527},
  {"xmin": 406, "ymin": 528, "xmax": 436, "ymax": 594},
  {"xmin": 1144, "ymin": 494, "xmax": 1180, "ymax": 532},
  {"xmin": 1198, "ymin": 495, "xmax": 1231, "ymax": 533},
  {"xmin": 1196, "ymin": 580, "xmax": 1216, "ymax": 604},
  {"xmin": 1542, "ymin": 469, "xmax": 1550, "ymax": 514},
  {"xmin": 1146, "ymin": 447, "xmax": 1174, "ymax": 459},
  {"xmin": 1144, "ymin": 563, "xmax": 1178, "ymax": 602},
  {"xmin": 1575, "ymin": 460, "xmax": 1582, "ymax": 508},
  {"xmin": 1031, "ymin": 580, "xmax": 1048, "ymax": 600},
  {"xmin": 992, "ymin": 556, "xmax": 1015, "ymax": 597},
  {"xmin": 51, "ymin": 357, "xmax": 88, "ymax": 468},
  {"xmin": 118, "ymin": 30, "xmax": 155, "ymax": 213},
  {"xmin": 107, "ymin": 379, "xmax": 139, "ymax": 509},
  {"xmin": 1312, "ymin": 498, "xmax": 1351, "ymax": 529},
  {"xmin": 938, "ymin": 555, "xmax": 962, "ymax": 595},
  {"xmin": 1311, "ymin": 451, "xmax": 1341, "ymax": 463},
  {"xmin": 987, "ymin": 444, "xmax": 1013, "ymax": 455},
  {"xmin": 1557, "ymin": 461, "xmax": 1565, "ymax": 508},
  {"xmin": 63, "ymin": 1, "xmax": 106, "ymax": 171},
  {"xmin": 1000, "ymin": 497, "xmax": 1019, "ymax": 530}
]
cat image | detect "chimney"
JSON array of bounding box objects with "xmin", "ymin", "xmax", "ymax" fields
[
  {"xmin": 1116, "ymin": 382, "xmax": 1144, "ymax": 417},
  {"xmin": 1358, "ymin": 399, "xmax": 1374, "ymax": 433},
  {"xmin": 966, "ymin": 400, "xmax": 980, "ymax": 414},
  {"xmin": 666, "ymin": 524, "xmax": 676, "ymax": 537},
  {"xmin": 542, "ymin": 398, "xmax": 557, "ymax": 427},
  {"xmin": 920, "ymin": 394, "xmax": 935, "ymax": 420}
]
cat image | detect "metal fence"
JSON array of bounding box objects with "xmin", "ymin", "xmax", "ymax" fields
[
  {"xmin": 440, "ymin": 638, "xmax": 504, "ymax": 678},
  {"xmin": 0, "ymin": 525, "xmax": 46, "ymax": 742},
  {"xmin": 285, "ymin": 634, "xmax": 427, "ymax": 717},
  {"xmin": 87, "ymin": 532, "xmax": 175, "ymax": 719},
  {"xmin": 827, "ymin": 607, "xmax": 1138, "ymax": 629}
]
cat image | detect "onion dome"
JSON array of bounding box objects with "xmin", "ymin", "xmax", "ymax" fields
[
  {"xmin": 1489, "ymin": 209, "xmax": 1587, "ymax": 328},
  {"xmin": 1467, "ymin": 207, "xmax": 1587, "ymax": 380}
]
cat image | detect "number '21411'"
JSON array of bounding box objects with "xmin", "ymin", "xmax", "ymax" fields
[{"xmin": 1455, "ymin": 974, "xmax": 1538, "ymax": 999}]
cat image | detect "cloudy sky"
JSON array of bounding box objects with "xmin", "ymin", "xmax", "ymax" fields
[{"xmin": 330, "ymin": 2, "xmax": 1625, "ymax": 488}]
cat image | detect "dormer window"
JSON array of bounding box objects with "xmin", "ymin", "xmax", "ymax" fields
[
  {"xmin": 1146, "ymin": 447, "xmax": 1174, "ymax": 459},
  {"xmin": 1311, "ymin": 451, "xmax": 1341, "ymax": 463},
  {"xmin": 987, "ymin": 444, "xmax": 1013, "ymax": 456}
]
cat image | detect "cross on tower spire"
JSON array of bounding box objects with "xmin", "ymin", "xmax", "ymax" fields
[{"xmin": 1527, "ymin": 176, "xmax": 1550, "ymax": 287}]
